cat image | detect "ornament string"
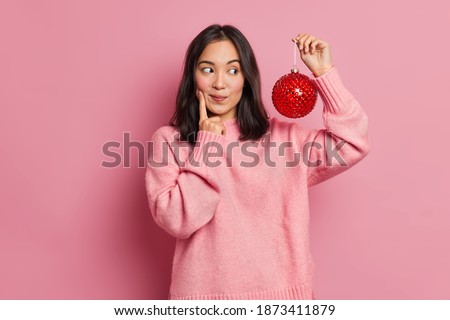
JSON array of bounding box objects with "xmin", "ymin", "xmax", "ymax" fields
[{"xmin": 293, "ymin": 42, "xmax": 297, "ymax": 70}]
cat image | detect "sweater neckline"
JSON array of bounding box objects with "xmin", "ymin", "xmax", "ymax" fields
[
  {"xmin": 223, "ymin": 117, "xmax": 238, "ymax": 126},
  {"xmin": 223, "ymin": 117, "xmax": 240, "ymax": 139}
]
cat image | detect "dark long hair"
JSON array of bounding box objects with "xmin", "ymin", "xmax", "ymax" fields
[{"xmin": 169, "ymin": 24, "xmax": 270, "ymax": 146}]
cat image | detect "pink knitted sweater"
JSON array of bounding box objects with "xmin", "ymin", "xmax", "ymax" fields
[{"xmin": 145, "ymin": 66, "xmax": 370, "ymax": 300}]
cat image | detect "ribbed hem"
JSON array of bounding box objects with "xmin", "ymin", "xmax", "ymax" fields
[
  {"xmin": 168, "ymin": 282, "xmax": 315, "ymax": 300},
  {"xmin": 190, "ymin": 130, "xmax": 225, "ymax": 163},
  {"xmin": 310, "ymin": 66, "xmax": 354, "ymax": 114}
]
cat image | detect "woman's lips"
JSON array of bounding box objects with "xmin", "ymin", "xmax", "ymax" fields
[{"xmin": 210, "ymin": 95, "xmax": 227, "ymax": 102}]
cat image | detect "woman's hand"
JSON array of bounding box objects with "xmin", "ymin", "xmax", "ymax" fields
[
  {"xmin": 197, "ymin": 90, "xmax": 226, "ymax": 136},
  {"xmin": 292, "ymin": 34, "xmax": 333, "ymax": 77}
]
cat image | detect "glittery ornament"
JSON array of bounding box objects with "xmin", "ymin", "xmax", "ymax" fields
[{"xmin": 271, "ymin": 42, "xmax": 318, "ymax": 118}]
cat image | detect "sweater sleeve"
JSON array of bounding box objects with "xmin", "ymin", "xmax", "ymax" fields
[
  {"xmin": 145, "ymin": 128, "xmax": 225, "ymax": 239},
  {"xmin": 301, "ymin": 66, "xmax": 370, "ymax": 187}
]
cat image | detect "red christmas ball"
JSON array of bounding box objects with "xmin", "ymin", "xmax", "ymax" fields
[{"xmin": 271, "ymin": 69, "xmax": 318, "ymax": 118}]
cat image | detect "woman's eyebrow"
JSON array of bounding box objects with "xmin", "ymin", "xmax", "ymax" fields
[{"xmin": 198, "ymin": 59, "xmax": 241, "ymax": 65}]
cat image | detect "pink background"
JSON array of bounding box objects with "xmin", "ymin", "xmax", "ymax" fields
[{"xmin": 1, "ymin": 0, "xmax": 449, "ymax": 299}]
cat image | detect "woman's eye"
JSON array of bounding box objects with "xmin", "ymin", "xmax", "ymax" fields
[
  {"xmin": 201, "ymin": 67, "xmax": 239, "ymax": 74},
  {"xmin": 202, "ymin": 67, "xmax": 213, "ymax": 73}
]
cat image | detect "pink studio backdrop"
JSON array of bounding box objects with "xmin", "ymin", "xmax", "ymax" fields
[{"xmin": 1, "ymin": 0, "xmax": 449, "ymax": 299}]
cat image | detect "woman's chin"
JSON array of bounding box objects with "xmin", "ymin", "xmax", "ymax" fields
[{"xmin": 208, "ymin": 107, "xmax": 227, "ymax": 116}]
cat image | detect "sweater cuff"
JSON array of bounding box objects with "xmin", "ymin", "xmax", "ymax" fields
[
  {"xmin": 185, "ymin": 130, "xmax": 225, "ymax": 169},
  {"xmin": 309, "ymin": 66, "xmax": 354, "ymax": 114}
]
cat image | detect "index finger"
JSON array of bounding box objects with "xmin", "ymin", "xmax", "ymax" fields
[{"xmin": 197, "ymin": 90, "xmax": 208, "ymax": 122}]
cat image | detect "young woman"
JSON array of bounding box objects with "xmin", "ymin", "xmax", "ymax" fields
[{"xmin": 145, "ymin": 24, "xmax": 370, "ymax": 300}]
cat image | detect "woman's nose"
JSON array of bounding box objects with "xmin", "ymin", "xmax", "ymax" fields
[{"xmin": 212, "ymin": 72, "xmax": 226, "ymax": 90}]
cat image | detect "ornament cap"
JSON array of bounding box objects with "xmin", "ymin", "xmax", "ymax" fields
[{"xmin": 290, "ymin": 68, "xmax": 299, "ymax": 73}]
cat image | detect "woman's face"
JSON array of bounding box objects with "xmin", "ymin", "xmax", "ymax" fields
[{"xmin": 195, "ymin": 40, "xmax": 245, "ymax": 122}]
